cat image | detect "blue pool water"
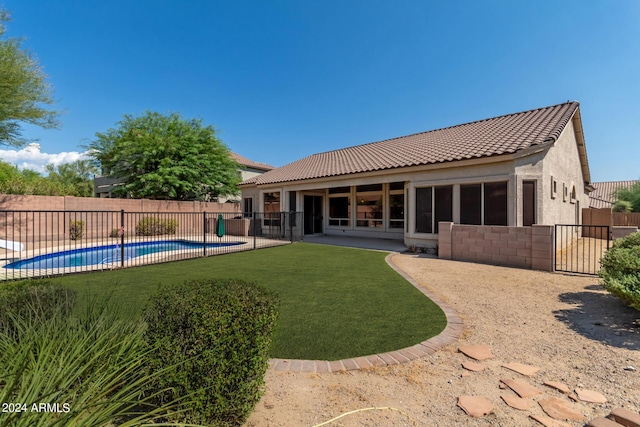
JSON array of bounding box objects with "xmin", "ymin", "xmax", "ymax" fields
[{"xmin": 4, "ymin": 240, "xmax": 244, "ymax": 270}]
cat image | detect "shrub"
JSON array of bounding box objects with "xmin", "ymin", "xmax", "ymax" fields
[
  {"xmin": 135, "ymin": 217, "xmax": 178, "ymax": 236},
  {"xmin": 612, "ymin": 200, "xmax": 633, "ymax": 212},
  {"xmin": 0, "ymin": 280, "xmax": 75, "ymax": 340},
  {"xmin": 0, "ymin": 298, "xmax": 186, "ymax": 427},
  {"xmin": 143, "ymin": 279, "xmax": 279, "ymax": 426},
  {"xmin": 109, "ymin": 227, "xmax": 127, "ymax": 238},
  {"xmin": 69, "ymin": 219, "xmax": 85, "ymax": 240},
  {"xmin": 599, "ymin": 231, "xmax": 640, "ymax": 311}
]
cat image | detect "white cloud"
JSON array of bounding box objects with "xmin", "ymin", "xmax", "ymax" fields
[{"xmin": 0, "ymin": 143, "xmax": 90, "ymax": 173}]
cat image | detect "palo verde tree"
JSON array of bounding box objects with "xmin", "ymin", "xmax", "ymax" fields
[
  {"xmin": 0, "ymin": 9, "xmax": 60, "ymax": 146},
  {"xmin": 87, "ymin": 111, "xmax": 240, "ymax": 201}
]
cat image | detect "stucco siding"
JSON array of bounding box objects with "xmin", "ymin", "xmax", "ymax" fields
[{"xmin": 540, "ymin": 118, "xmax": 589, "ymax": 225}]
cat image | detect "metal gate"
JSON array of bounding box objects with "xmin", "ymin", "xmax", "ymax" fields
[{"xmin": 554, "ymin": 225, "xmax": 610, "ymax": 275}]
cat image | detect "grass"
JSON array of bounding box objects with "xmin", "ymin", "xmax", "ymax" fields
[{"xmin": 42, "ymin": 243, "xmax": 447, "ymax": 360}]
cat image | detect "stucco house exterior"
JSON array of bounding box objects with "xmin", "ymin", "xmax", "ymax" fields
[{"xmin": 240, "ymin": 101, "xmax": 592, "ymax": 249}]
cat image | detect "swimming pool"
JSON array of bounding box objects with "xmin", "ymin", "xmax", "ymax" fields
[{"xmin": 3, "ymin": 240, "xmax": 245, "ymax": 270}]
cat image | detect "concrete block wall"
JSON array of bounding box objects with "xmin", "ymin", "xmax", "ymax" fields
[
  {"xmin": 0, "ymin": 194, "xmax": 241, "ymax": 247},
  {"xmin": 438, "ymin": 222, "xmax": 554, "ymax": 272}
]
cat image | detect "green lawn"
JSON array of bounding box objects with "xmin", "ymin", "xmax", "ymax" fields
[{"xmin": 46, "ymin": 243, "xmax": 447, "ymax": 360}]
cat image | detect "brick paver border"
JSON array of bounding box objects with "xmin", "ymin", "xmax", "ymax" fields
[{"xmin": 268, "ymin": 253, "xmax": 464, "ymax": 373}]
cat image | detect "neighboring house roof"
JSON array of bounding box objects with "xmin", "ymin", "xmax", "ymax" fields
[
  {"xmin": 589, "ymin": 180, "xmax": 640, "ymax": 209},
  {"xmin": 230, "ymin": 152, "xmax": 274, "ymax": 172},
  {"xmin": 241, "ymin": 101, "xmax": 584, "ymax": 186}
]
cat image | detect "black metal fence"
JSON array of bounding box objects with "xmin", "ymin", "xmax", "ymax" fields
[
  {"xmin": 554, "ymin": 224, "xmax": 610, "ymax": 275},
  {"xmin": 0, "ymin": 210, "xmax": 303, "ymax": 280}
]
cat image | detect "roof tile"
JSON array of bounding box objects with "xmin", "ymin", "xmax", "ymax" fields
[{"xmin": 241, "ymin": 102, "xmax": 579, "ymax": 186}]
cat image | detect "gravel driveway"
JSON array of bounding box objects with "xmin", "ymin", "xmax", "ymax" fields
[{"xmin": 245, "ymin": 254, "xmax": 639, "ymax": 426}]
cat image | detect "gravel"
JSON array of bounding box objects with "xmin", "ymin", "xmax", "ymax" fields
[{"xmin": 245, "ymin": 254, "xmax": 640, "ymax": 426}]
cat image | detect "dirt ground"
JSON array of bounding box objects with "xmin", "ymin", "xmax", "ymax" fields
[{"xmin": 245, "ymin": 254, "xmax": 640, "ymax": 427}]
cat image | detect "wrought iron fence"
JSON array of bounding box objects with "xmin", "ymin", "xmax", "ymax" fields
[
  {"xmin": 0, "ymin": 210, "xmax": 303, "ymax": 280},
  {"xmin": 554, "ymin": 224, "xmax": 610, "ymax": 275}
]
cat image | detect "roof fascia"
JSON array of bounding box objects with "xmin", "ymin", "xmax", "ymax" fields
[{"xmin": 571, "ymin": 108, "xmax": 591, "ymax": 185}]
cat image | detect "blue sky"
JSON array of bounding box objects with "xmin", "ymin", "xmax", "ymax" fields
[{"xmin": 0, "ymin": 1, "xmax": 638, "ymax": 181}]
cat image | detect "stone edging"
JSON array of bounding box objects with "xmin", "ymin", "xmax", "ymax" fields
[{"xmin": 268, "ymin": 253, "xmax": 464, "ymax": 373}]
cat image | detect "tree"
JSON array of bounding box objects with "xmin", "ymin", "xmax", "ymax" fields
[
  {"xmin": 0, "ymin": 159, "xmax": 71, "ymax": 195},
  {"xmin": 615, "ymin": 181, "xmax": 640, "ymax": 212},
  {"xmin": 45, "ymin": 159, "xmax": 97, "ymax": 197},
  {"xmin": 87, "ymin": 111, "xmax": 240, "ymax": 201},
  {"xmin": 0, "ymin": 9, "xmax": 60, "ymax": 146}
]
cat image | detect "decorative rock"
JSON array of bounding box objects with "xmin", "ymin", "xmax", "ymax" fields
[
  {"xmin": 458, "ymin": 345, "xmax": 495, "ymax": 361},
  {"xmin": 501, "ymin": 394, "xmax": 530, "ymax": 411},
  {"xmin": 457, "ymin": 396, "xmax": 493, "ymax": 417},
  {"xmin": 500, "ymin": 378, "xmax": 543, "ymax": 398},
  {"xmin": 610, "ymin": 407, "xmax": 640, "ymax": 426},
  {"xmin": 538, "ymin": 397, "xmax": 586, "ymax": 421},
  {"xmin": 462, "ymin": 361, "xmax": 487, "ymax": 372},
  {"xmin": 586, "ymin": 417, "xmax": 625, "ymax": 427},
  {"xmin": 575, "ymin": 388, "xmax": 607, "ymax": 404},
  {"xmin": 503, "ymin": 362, "xmax": 541, "ymax": 376},
  {"xmin": 530, "ymin": 414, "xmax": 572, "ymax": 427},
  {"xmin": 623, "ymin": 365, "xmax": 637, "ymax": 371},
  {"xmin": 543, "ymin": 380, "xmax": 570, "ymax": 394}
]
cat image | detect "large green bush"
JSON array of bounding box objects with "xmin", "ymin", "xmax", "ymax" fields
[
  {"xmin": 143, "ymin": 279, "xmax": 279, "ymax": 426},
  {"xmin": 599, "ymin": 231, "xmax": 640, "ymax": 311},
  {"xmin": 135, "ymin": 217, "xmax": 178, "ymax": 236}
]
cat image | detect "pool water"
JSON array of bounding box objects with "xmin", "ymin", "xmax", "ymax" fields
[{"xmin": 4, "ymin": 240, "xmax": 244, "ymax": 270}]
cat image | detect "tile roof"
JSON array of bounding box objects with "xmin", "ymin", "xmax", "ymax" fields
[
  {"xmin": 230, "ymin": 152, "xmax": 274, "ymax": 172},
  {"xmin": 589, "ymin": 180, "xmax": 640, "ymax": 209},
  {"xmin": 241, "ymin": 102, "xmax": 581, "ymax": 186}
]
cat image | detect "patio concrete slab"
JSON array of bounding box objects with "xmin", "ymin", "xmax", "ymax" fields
[{"xmin": 303, "ymin": 235, "xmax": 407, "ymax": 252}]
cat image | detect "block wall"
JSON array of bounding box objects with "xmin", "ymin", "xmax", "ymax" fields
[{"xmin": 438, "ymin": 222, "xmax": 554, "ymax": 272}]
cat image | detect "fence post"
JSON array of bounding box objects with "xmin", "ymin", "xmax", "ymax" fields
[
  {"xmin": 203, "ymin": 211, "xmax": 207, "ymax": 257},
  {"xmin": 289, "ymin": 211, "xmax": 293, "ymax": 242},
  {"xmin": 253, "ymin": 212, "xmax": 257, "ymax": 250},
  {"xmin": 120, "ymin": 209, "xmax": 125, "ymax": 268}
]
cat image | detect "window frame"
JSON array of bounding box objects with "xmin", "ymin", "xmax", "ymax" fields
[{"xmin": 355, "ymin": 186, "xmax": 383, "ymax": 229}]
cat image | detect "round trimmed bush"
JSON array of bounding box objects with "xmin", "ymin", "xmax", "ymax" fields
[
  {"xmin": 599, "ymin": 231, "xmax": 640, "ymax": 311},
  {"xmin": 142, "ymin": 279, "xmax": 279, "ymax": 426}
]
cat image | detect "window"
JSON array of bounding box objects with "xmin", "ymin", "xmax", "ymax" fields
[
  {"xmin": 551, "ymin": 176, "xmax": 557, "ymax": 199},
  {"xmin": 434, "ymin": 186, "xmax": 453, "ymax": 233},
  {"xmin": 415, "ymin": 185, "xmax": 453, "ymax": 233},
  {"xmin": 389, "ymin": 182, "xmax": 405, "ymax": 229},
  {"xmin": 329, "ymin": 195, "xmax": 351, "ymax": 226},
  {"xmin": 460, "ymin": 184, "xmax": 482, "ymax": 225},
  {"xmin": 570, "ymin": 185, "xmax": 576, "ymax": 204},
  {"xmin": 415, "ymin": 187, "xmax": 433, "ymax": 233},
  {"xmin": 242, "ymin": 197, "xmax": 253, "ymax": 218},
  {"xmin": 523, "ymin": 180, "xmax": 536, "ymax": 226},
  {"xmin": 356, "ymin": 184, "xmax": 383, "ymax": 228},
  {"xmin": 484, "ymin": 182, "xmax": 507, "ymax": 226},
  {"xmin": 459, "ymin": 182, "xmax": 508, "ymax": 226},
  {"xmin": 263, "ymin": 192, "xmax": 280, "ymax": 226}
]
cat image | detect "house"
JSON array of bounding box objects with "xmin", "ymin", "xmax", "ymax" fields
[
  {"xmin": 589, "ymin": 180, "xmax": 639, "ymax": 209},
  {"xmin": 240, "ymin": 101, "xmax": 592, "ymax": 249},
  {"xmin": 94, "ymin": 152, "xmax": 274, "ymax": 201}
]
